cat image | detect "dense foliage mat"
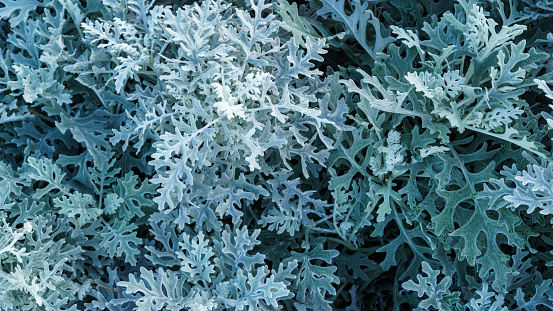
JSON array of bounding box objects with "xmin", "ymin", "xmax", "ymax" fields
[{"xmin": 0, "ymin": 0, "xmax": 552, "ymax": 309}]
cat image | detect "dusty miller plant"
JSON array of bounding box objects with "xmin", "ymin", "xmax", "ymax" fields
[{"xmin": 0, "ymin": 0, "xmax": 552, "ymax": 310}]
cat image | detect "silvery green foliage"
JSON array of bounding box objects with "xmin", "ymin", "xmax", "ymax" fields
[
  {"xmin": 484, "ymin": 161, "xmax": 553, "ymax": 217},
  {"xmin": 0, "ymin": 0, "xmax": 346, "ymax": 309},
  {"xmin": 521, "ymin": 0, "xmax": 553, "ymax": 19},
  {"xmin": 402, "ymin": 262, "xmax": 460, "ymax": 310},
  {"xmin": 0, "ymin": 0, "xmax": 553, "ymax": 309},
  {"xmin": 118, "ymin": 226, "xmax": 295, "ymax": 311},
  {"xmin": 314, "ymin": 0, "xmax": 553, "ymax": 308}
]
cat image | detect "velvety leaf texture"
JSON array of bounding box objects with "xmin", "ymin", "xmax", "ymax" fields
[{"xmin": 0, "ymin": 0, "xmax": 552, "ymax": 310}]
